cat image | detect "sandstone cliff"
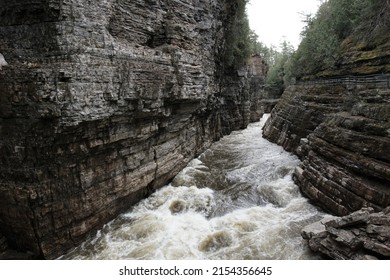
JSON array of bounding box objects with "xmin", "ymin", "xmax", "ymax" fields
[{"xmin": 0, "ymin": 0, "xmax": 265, "ymax": 259}]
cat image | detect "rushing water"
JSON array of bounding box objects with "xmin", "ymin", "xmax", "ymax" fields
[{"xmin": 62, "ymin": 115, "xmax": 327, "ymax": 260}]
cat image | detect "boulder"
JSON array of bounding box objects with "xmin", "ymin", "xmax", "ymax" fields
[{"xmin": 302, "ymin": 207, "xmax": 390, "ymax": 259}]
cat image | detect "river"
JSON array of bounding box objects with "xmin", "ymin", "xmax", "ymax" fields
[{"xmin": 61, "ymin": 115, "xmax": 327, "ymax": 260}]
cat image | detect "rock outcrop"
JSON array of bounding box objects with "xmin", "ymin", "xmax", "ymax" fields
[
  {"xmin": 0, "ymin": 53, "xmax": 7, "ymax": 70},
  {"xmin": 263, "ymin": 84, "xmax": 347, "ymax": 153},
  {"xmin": 0, "ymin": 0, "xmax": 266, "ymax": 259},
  {"xmin": 264, "ymin": 82, "xmax": 390, "ymax": 217},
  {"xmin": 247, "ymin": 54, "xmax": 269, "ymax": 120},
  {"xmin": 302, "ymin": 207, "xmax": 390, "ymax": 259}
]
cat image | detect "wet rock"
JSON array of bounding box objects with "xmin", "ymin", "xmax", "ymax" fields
[
  {"xmin": 199, "ymin": 231, "xmax": 232, "ymax": 252},
  {"xmin": 301, "ymin": 217, "xmax": 333, "ymax": 240},
  {"xmin": 0, "ymin": 53, "xmax": 7, "ymax": 70},
  {"xmin": 169, "ymin": 200, "xmax": 187, "ymax": 214},
  {"xmin": 302, "ymin": 207, "xmax": 390, "ymax": 259}
]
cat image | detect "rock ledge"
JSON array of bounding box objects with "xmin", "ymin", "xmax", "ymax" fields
[{"xmin": 302, "ymin": 207, "xmax": 390, "ymax": 259}]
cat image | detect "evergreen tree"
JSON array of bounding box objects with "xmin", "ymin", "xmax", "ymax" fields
[
  {"xmin": 265, "ymin": 41, "xmax": 295, "ymax": 97},
  {"xmin": 223, "ymin": 0, "xmax": 252, "ymax": 71},
  {"xmin": 288, "ymin": 0, "xmax": 390, "ymax": 79}
]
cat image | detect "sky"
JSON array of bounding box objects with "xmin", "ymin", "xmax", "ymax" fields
[{"xmin": 247, "ymin": 0, "xmax": 321, "ymax": 49}]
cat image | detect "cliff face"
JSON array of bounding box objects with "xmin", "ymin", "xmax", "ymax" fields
[
  {"xmin": 264, "ymin": 83, "xmax": 390, "ymax": 217},
  {"xmin": 263, "ymin": 46, "xmax": 390, "ymax": 217},
  {"xmin": 0, "ymin": 0, "xmax": 265, "ymax": 259}
]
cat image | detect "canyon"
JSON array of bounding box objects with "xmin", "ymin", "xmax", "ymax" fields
[
  {"xmin": 0, "ymin": 0, "xmax": 267, "ymax": 259},
  {"xmin": 263, "ymin": 38, "xmax": 390, "ymax": 258},
  {"xmin": 1, "ymin": 0, "xmax": 389, "ymax": 260}
]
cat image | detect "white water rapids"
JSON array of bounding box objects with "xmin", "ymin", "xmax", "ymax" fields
[{"xmin": 61, "ymin": 115, "xmax": 328, "ymax": 260}]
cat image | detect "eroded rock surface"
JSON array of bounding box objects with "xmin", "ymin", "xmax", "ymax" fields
[
  {"xmin": 263, "ymin": 82, "xmax": 390, "ymax": 217},
  {"xmin": 302, "ymin": 207, "xmax": 390, "ymax": 259},
  {"xmin": 0, "ymin": 0, "xmax": 266, "ymax": 259}
]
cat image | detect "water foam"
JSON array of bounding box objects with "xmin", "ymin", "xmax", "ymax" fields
[{"xmin": 61, "ymin": 115, "xmax": 328, "ymax": 260}]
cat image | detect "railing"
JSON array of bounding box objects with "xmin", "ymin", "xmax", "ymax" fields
[{"xmin": 296, "ymin": 73, "xmax": 390, "ymax": 88}]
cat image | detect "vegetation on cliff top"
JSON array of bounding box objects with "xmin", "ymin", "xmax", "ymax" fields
[
  {"xmin": 258, "ymin": 0, "xmax": 390, "ymax": 95},
  {"xmin": 220, "ymin": 0, "xmax": 390, "ymax": 95},
  {"xmin": 221, "ymin": 0, "xmax": 292, "ymax": 95},
  {"xmin": 289, "ymin": 0, "xmax": 390, "ymax": 79}
]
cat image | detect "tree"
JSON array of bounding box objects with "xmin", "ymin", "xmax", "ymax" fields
[
  {"xmin": 223, "ymin": 0, "xmax": 252, "ymax": 72},
  {"xmin": 288, "ymin": 0, "xmax": 390, "ymax": 79},
  {"xmin": 265, "ymin": 40, "xmax": 295, "ymax": 97},
  {"xmin": 355, "ymin": 0, "xmax": 390, "ymax": 46}
]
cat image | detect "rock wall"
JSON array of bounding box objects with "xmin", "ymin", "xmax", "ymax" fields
[
  {"xmin": 263, "ymin": 81, "xmax": 390, "ymax": 217},
  {"xmin": 0, "ymin": 0, "xmax": 265, "ymax": 259},
  {"xmin": 261, "ymin": 20, "xmax": 390, "ymax": 259},
  {"xmin": 262, "ymin": 84, "xmax": 347, "ymax": 153},
  {"xmin": 247, "ymin": 54, "xmax": 270, "ymax": 120},
  {"xmin": 263, "ymin": 82, "xmax": 390, "ymax": 260},
  {"xmin": 263, "ymin": 73, "xmax": 390, "ymax": 222}
]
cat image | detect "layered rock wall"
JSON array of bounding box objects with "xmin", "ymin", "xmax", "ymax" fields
[
  {"xmin": 263, "ymin": 73, "xmax": 390, "ymax": 219},
  {"xmin": 264, "ymin": 81, "xmax": 390, "ymax": 217},
  {"xmin": 0, "ymin": 0, "xmax": 264, "ymax": 258},
  {"xmin": 262, "ymin": 84, "xmax": 348, "ymax": 152}
]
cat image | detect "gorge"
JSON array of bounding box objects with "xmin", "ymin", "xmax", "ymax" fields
[
  {"xmin": 1, "ymin": 0, "xmax": 389, "ymax": 260},
  {"xmin": 0, "ymin": 0, "xmax": 268, "ymax": 259},
  {"xmin": 60, "ymin": 116, "xmax": 327, "ymax": 260}
]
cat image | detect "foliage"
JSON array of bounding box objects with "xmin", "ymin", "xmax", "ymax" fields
[
  {"xmin": 292, "ymin": 1, "xmax": 340, "ymax": 78},
  {"xmin": 248, "ymin": 30, "xmax": 295, "ymax": 97},
  {"xmin": 289, "ymin": 0, "xmax": 390, "ymax": 79},
  {"xmin": 238, "ymin": 0, "xmax": 390, "ymax": 99},
  {"xmin": 221, "ymin": 0, "xmax": 296, "ymax": 97},
  {"xmin": 265, "ymin": 41, "xmax": 295, "ymax": 97},
  {"xmin": 222, "ymin": 0, "xmax": 390, "ymax": 93},
  {"xmin": 354, "ymin": 0, "xmax": 390, "ymax": 46},
  {"xmin": 222, "ymin": 0, "xmax": 252, "ymax": 72},
  {"xmin": 249, "ymin": 30, "xmax": 279, "ymax": 66}
]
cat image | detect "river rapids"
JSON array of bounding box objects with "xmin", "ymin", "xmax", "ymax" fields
[{"xmin": 61, "ymin": 115, "xmax": 328, "ymax": 260}]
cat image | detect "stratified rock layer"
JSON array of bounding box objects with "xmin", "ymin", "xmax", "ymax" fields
[
  {"xmin": 264, "ymin": 81, "xmax": 390, "ymax": 217},
  {"xmin": 264, "ymin": 81, "xmax": 390, "ymax": 216},
  {"xmin": 302, "ymin": 207, "xmax": 390, "ymax": 259},
  {"xmin": 0, "ymin": 0, "xmax": 266, "ymax": 259}
]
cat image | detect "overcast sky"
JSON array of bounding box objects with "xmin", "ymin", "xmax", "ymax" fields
[{"xmin": 247, "ymin": 0, "xmax": 321, "ymax": 49}]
